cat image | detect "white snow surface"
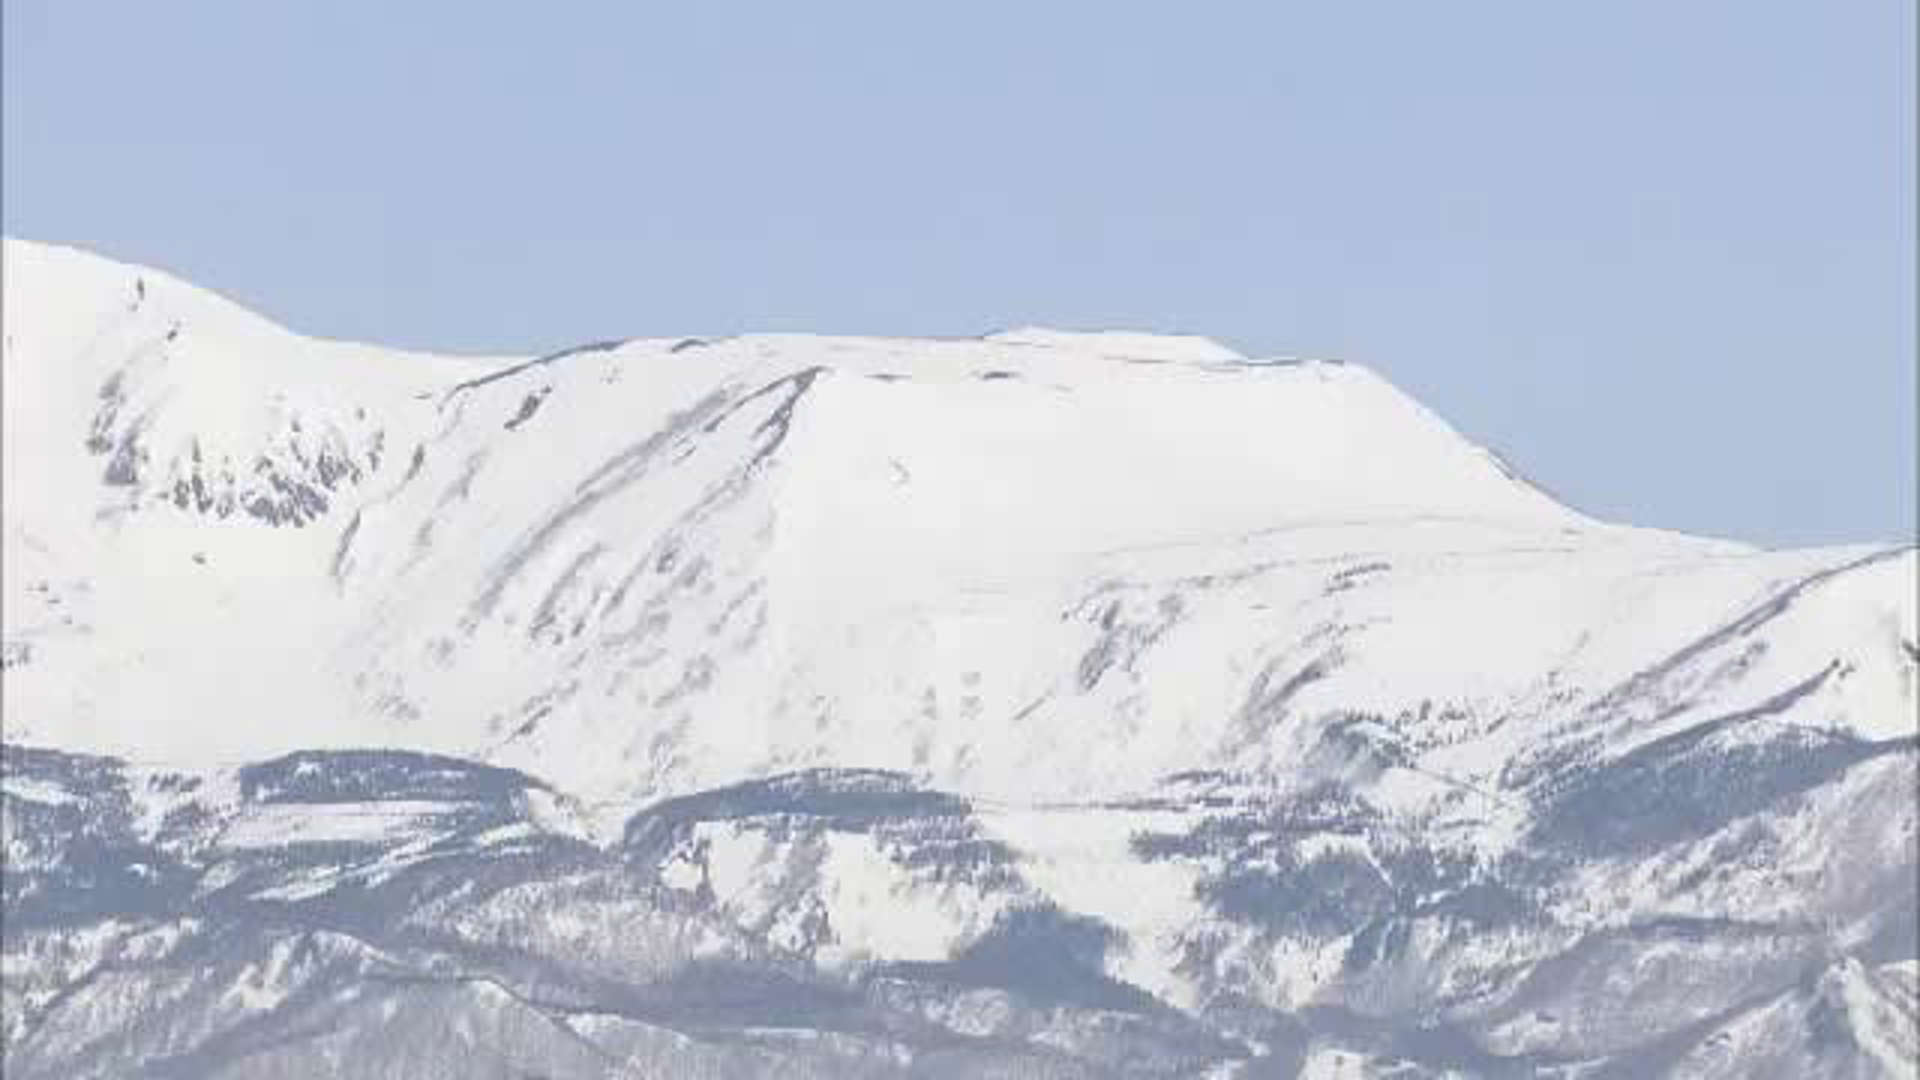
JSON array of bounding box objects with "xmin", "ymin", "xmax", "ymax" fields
[{"xmin": 3, "ymin": 236, "xmax": 1913, "ymax": 813}]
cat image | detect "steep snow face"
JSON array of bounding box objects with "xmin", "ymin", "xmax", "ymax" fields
[
  {"xmin": 2, "ymin": 240, "xmax": 507, "ymax": 764},
  {"xmin": 2, "ymin": 238, "xmax": 494, "ymax": 535},
  {"xmin": 766, "ymin": 344, "xmax": 1580, "ymax": 593}
]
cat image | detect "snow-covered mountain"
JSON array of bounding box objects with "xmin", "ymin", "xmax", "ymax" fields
[{"xmin": 3, "ymin": 236, "xmax": 1914, "ymax": 1077}]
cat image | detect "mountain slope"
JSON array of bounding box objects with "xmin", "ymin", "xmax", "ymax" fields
[{"xmin": 3, "ymin": 237, "xmax": 1914, "ymax": 1077}]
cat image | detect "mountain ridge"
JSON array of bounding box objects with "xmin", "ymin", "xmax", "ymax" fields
[
  {"xmin": 3, "ymin": 236, "xmax": 1914, "ymax": 1077},
  {"xmin": 4, "ymin": 236, "xmax": 1910, "ymax": 804}
]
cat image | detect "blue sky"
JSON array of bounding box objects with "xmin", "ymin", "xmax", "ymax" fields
[{"xmin": 4, "ymin": 2, "xmax": 1912, "ymax": 547}]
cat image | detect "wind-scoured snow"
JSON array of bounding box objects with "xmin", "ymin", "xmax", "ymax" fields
[{"xmin": 2, "ymin": 236, "xmax": 1914, "ymax": 1077}]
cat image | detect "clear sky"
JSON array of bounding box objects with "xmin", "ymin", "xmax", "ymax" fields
[{"xmin": 4, "ymin": 2, "xmax": 1913, "ymax": 547}]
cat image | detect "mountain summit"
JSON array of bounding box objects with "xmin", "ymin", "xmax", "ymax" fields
[{"xmin": 3, "ymin": 237, "xmax": 1915, "ymax": 1077}]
